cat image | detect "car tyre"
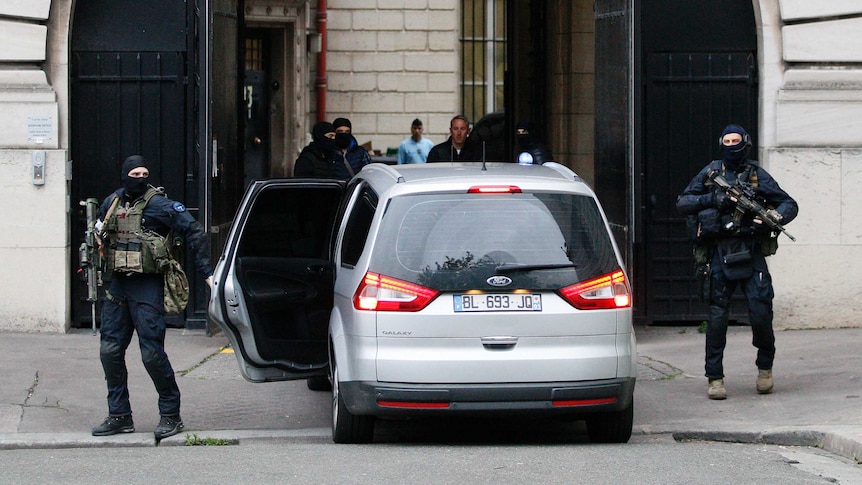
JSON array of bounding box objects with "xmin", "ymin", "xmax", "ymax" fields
[
  {"xmin": 306, "ymin": 375, "xmax": 332, "ymax": 391},
  {"xmin": 331, "ymin": 359, "xmax": 374, "ymax": 444},
  {"xmin": 585, "ymin": 401, "xmax": 633, "ymax": 444}
]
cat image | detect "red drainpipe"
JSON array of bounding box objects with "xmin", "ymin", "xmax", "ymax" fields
[{"xmin": 316, "ymin": 0, "xmax": 328, "ymax": 121}]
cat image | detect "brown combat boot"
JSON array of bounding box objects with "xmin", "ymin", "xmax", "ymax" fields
[
  {"xmin": 708, "ymin": 378, "xmax": 727, "ymax": 400},
  {"xmin": 756, "ymin": 369, "xmax": 774, "ymax": 394}
]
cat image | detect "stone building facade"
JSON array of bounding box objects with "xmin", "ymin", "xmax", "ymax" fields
[{"xmin": 0, "ymin": 0, "xmax": 859, "ymax": 331}]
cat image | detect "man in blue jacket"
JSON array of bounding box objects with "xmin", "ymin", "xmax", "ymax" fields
[
  {"xmin": 397, "ymin": 118, "xmax": 434, "ymax": 164},
  {"xmin": 332, "ymin": 117, "xmax": 371, "ymax": 179}
]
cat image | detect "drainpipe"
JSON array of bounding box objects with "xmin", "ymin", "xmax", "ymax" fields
[{"xmin": 316, "ymin": 0, "xmax": 328, "ymax": 121}]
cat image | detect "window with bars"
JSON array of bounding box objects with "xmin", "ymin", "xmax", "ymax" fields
[
  {"xmin": 461, "ymin": 0, "xmax": 507, "ymax": 124},
  {"xmin": 245, "ymin": 37, "xmax": 264, "ymax": 71}
]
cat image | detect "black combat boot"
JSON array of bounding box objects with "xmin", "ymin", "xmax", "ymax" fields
[
  {"xmin": 154, "ymin": 414, "xmax": 184, "ymax": 440},
  {"xmin": 92, "ymin": 414, "xmax": 135, "ymax": 436}
]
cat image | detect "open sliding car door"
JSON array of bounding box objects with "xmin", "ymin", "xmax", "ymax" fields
[{"xmin": 209, "ymin": 179, "xmax": 346, "ymax": 382}]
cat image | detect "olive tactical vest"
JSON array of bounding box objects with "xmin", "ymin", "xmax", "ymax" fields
[{"xmin": 104, "ymin": 187, "xmax": 172, "ymax": 274}]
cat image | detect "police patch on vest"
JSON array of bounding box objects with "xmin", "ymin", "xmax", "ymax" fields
[{"xmin": 172, "ymin": 202, "xmax": 186, "ymax": 213}]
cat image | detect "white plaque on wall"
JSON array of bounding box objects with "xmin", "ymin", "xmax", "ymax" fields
[{"xmin": 27, "ymin": 115, "xmax": 53, "ymax": 142}]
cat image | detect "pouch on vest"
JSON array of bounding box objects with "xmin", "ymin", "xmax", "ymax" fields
[
  {"xmin": 696, "ymin": 208, "xmax": 723, "ymax": 239},
  {"xmin": 718, "ymin": 237, "xmax": 754, "ymax": 280},
  {"xmin": 111, "ymin": 231, "xmax": 170, "ymax": 273},
  {"xmin": 163, "ymin": 258, "xmax": 189, "ymax": 314},
  {"xmin": 140, "ymin": 230, "xmax": 172, "ymax": 273},
  {"xmin": 760, "ymin": 233, "xmax": 779, "ymax": 256},
  {"xmin": 686, "ymin": 208, "xmax": 721, "ymax": 274}
]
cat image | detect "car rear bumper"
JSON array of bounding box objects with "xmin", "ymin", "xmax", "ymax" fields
[{"xmin": 341, "ymin": 377, "xmax": 636, "ymax": 417}]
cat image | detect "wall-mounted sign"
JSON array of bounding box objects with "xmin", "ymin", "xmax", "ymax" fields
[{"xmin": 27, "ymin": 115, "xmax": 53, "ymax": 142}]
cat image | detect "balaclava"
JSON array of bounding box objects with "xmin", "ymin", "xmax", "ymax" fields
[
  {"xmin": 516, "ymin": 120, "xmax": 534, "ymax": 147},
  {"xmin": 121, "ymin": 155, "xmax": 149, "ymax": 199},
  {"xmin": 720, "ymin": 124, "xmax": 750, "ymax": 169},
  {"xmin": 332, "ymin": 118, "xmax": 353, "ymax": 149},
  {"xmin": 311, "ymin": 121, "xmax": 336, "ymax": 151}
]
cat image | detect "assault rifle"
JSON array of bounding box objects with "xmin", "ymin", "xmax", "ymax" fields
[
  {"xmin": 706, "ymin": 169, "xmax": 796, "ymax": 242},
  {"xmin": 78, "ymin": 198, "xmax": 101, "ymax": 335}
]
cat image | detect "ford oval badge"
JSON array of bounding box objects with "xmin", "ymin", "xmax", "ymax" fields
[{"xmin": 487, "ymin": 275, "xmax": 513, "ymax": 287}]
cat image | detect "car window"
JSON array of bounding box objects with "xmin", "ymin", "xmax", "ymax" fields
[
  {"xmin": 236, "ymin": 185, "xmax": 341, "ymax": 259},
  {"xmin": 368, "ymin": 192, "xmax": 619, "ymax": 291},
  {"xmin": 340, "ymin": 185, "xmax": 377, "ymax": 267}
]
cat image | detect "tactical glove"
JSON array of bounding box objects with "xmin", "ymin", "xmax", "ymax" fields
[{"xmin": 710, "ymin": 191, "xmax": 734, "ymax": 210}]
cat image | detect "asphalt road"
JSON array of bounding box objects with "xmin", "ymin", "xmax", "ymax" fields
[{"xmin": 2, "ymin": 434, "xmax": 861, "ymax": 484}]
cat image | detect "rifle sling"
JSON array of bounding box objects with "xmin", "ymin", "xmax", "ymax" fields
[{"xmin": 104, "ymin": 195, "xmax": 121, "ymax": 224}]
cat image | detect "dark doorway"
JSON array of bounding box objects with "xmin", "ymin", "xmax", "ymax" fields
[
  {"xmin": 70, "ymin": 0, "xmax": 203, "ymax": 328},
  {"xmin": 243, "ymin": 30, "xmax": 271, "ymax": 188},
  {"xmin": 636, "ymin": 1, "xmax": 758, "ymax": 324}
]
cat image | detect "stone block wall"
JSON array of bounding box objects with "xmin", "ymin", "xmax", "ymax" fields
[
  {"xmin": 0, "ymin": 1, "xmax": 68, "ymax": 332},
  {"xmin": 323, "ymin": 0, "xmax": 460, "ymax": 154},
  {"xmin": 763, "ymin": 1, "xmax": 862, "ymax": 328}
]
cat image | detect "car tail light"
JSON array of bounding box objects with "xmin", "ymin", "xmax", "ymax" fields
[
  {"xmin": 467, "ymin": 185, "xmax": 522, "ymax": 194},
  {"xmin": 353, "ymin": 272, "xmax": 440, "ymax": 312},
  {"xmin": 558, "ymin": 270, "xmax": 631, "ymax": 310}
]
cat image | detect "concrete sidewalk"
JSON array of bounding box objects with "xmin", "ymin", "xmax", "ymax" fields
[
  {"xmin": 0, "ymin": 325, "xmax": 859, "ymax": 461},
  {"xmin": 635, "ymin": 326, "xmax": 862, "ymax": 462}
]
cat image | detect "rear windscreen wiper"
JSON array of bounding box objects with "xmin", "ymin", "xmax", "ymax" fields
[{"xmin": 494, "ymin": 263, "xmax": 578, "ymax": 273}]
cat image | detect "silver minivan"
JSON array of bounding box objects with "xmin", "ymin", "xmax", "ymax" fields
[{"xmin": 208, "ymin": 162, "xmax": 636, "ymax": 443}]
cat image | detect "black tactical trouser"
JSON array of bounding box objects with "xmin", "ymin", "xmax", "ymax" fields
[
  {"xmin": 99, "ymin": 273, "xmax": 181, "ymax": 417},
  {"xmin": 705, "ymin": 250, "xmax": 775, "ymax": 380}
]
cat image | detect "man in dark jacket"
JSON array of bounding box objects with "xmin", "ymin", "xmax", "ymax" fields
[
  {"xmin": 515, "ymin": 120, "xmax": 553, "ymax": 165},
  {"xmin": 428, "ymin": 115, "xmax": 481, "ymax": 162},
  {"xmin": 294, "ymin": 121, "xmax": 339, "ymax": 178},
  {"xmin": 332, "ymin": 117, "xmax": 371, "ymax": 179},
  {"xmin": 676, "ymin": 124, "xmax": 798, "ymax": 401},
  {"xmin": 92, "ymin": 155, "xmax": 213, "ymax": 440}
]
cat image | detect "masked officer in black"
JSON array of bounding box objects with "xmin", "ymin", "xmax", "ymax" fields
[
  {"xmin": 332, "ymin": 117, "xmax": 372, "ymax": 180},
  {"xmin": 677, "ymin": 125, "xmax": 798, "ymax": 400},
  {"xmin": 92, "ymin": 155, "xmax": 213, "ymax": 440},
  {"xmin": 294, "ymin": 121, "xmax": 340, "ymax": 178},
  {"xmin": 515, "ymin": 120, "xmax": 553, "ymax": 165}
]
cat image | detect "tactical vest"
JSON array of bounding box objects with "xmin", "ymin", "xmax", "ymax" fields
[
  {"xmin": 693, "ymin": 160, "xmax": 778, "ymax": 259},
  {"xmin": 104, "ymin": 187, "xmax": 173, "ymax": 274},
  {"xmin": 703, "ymin": 160, "xmax": 758, "ymax": 189}
]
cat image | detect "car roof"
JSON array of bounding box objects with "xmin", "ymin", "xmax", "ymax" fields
[{"xmin": 357, "ymin": 162, "xmax": 594, "ymax": 197}]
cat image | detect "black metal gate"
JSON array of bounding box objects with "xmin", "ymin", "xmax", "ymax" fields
[
  {"xmin": 70, "ymin": 0, "xmax": 200, "ymax": 328},
  {"xmin": 637, "ymin": 1, "xmax": 758, "ymax": 323}
]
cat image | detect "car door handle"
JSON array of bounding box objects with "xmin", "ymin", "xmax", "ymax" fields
[
  {"xmin": 481, "ymin": 336, "xmax": 518, "ymax": 350},
  {"xmin": 307, "ymin": 264, "xmax": 329, "ymax": 274}
]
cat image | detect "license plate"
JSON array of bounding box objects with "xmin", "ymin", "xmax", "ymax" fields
[{"xmin": 453, "ymin": 294, "xmax": 542, "ymax": 312}]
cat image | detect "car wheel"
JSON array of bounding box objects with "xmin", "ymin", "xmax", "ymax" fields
[
  {"xmin": 331, "ymin": 359, "xmax": 374, "ymax": 444},
  {"xmin": 306, "ymin": 375, "xmax": 332, "ymax": 391},
  {"xmin": 585, "ymin": 401, "xmax": 633, "ymax": 444}
]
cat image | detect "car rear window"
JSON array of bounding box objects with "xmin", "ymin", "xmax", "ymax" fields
[{"xmin": 368, "ymin": 192, "xmax": 620, "ymax": 291}]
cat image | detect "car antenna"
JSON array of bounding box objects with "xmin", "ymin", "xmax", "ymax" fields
[{"xmin": 481, "ymin": 141, "xmax": 487, "ymax": 171}]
